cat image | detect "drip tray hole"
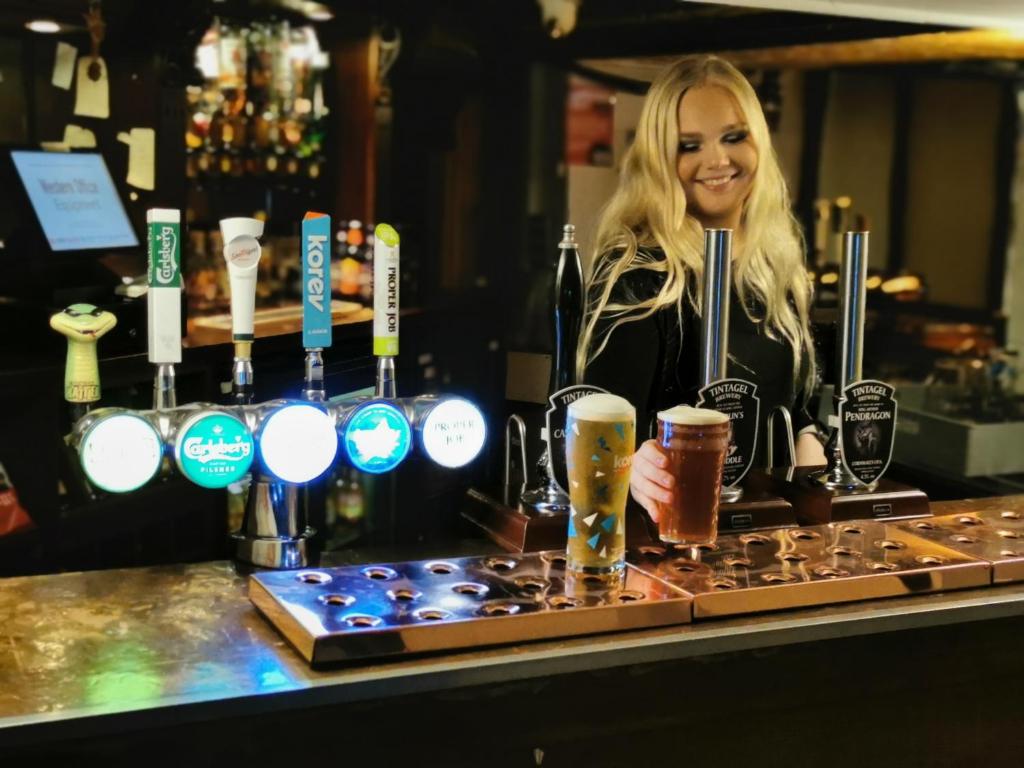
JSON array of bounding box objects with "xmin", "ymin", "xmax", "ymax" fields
[
  {"xmin": 425, "ymin": 561, "xmax": 458, "ymax": 575},
  {"xmin": 672, "ymin": 559, "xmax": 700, "ymax": 573},
  {"xmin": 840, "ymin": 525, "xmax": 864, "ymax": 535},
  {"xmin": 951, "ymin": 535, "xmax": 978, "ymax": 544},
  {"xmin": 480, "ymin": 602, "xmax": 520, "ymax": 617},
  {"xmin": 297, "ymin": 571, "xmax": 331, "ymax": 584},
  {"xmin": 414, "ymin": 608, "xmax": 452, "ymax": 621},
  {"xmin": 617, "ymin": 590, "xmax": 645, "ymax": 602},
  {"xmin": 777, "ymin": 552, "xmax": 809, "ymax": 563},
  {"xmin": 344, "ymin": 614, "xmax": 382, "ymax": 628},
  {"xmin": 867, "ymin": 561, "xmax": 899, "ymax": 572},
  {"xmin": 957, "ymin": 516, "xmax": 983, "ymax": 526},
  {"xmin": 723, "ymin": 556, "xmax": 753, "ymax": 569},
  {"xmin": 387, "ymin": 588, "xmax": 421, "ymax": 602},
  {"xmin": 875, "ymin": 540, "xmax": 906, "ymax": 551},
  {"xmin": 710, "ymin": 578, "xmax": 738, "ymax": 590},
  {"xmin": 638, "ymin": 546, "xmax": 667, "ymax": 558},
  {"xmin": 790, "ymin": 530, "xmax": 821, "ymax": 541},
  {"xmin": 318, "ymin": 593, "xmax": 355, "ymax": 607},
  {"xmin": 740, "ymin": 534, "xmax": 771, "ymax": 546},
  {"xmin": 761, "ymin": 572, "xmax": 798, "ymax": 584},
  {"xmin": 540, "ymin": 551, "xmax": 568, "ymax": 566},
  {"xmin": 514, "ymin": 577, "xmax": 550, "ymax": 593},
  {"xmin": 813, "ymin": 566, "xmax": 849, "ymax": 578},
  {"xmin": 548, "ymin": 596, "xmax": 583, "ymax": 610},
  {"xmin": 915, "ymin": 555, "xmax": 948, "ymax": 566},
  {"xmin": 362, "ymin": 567, "xmax": 398, "ymax": 581},
  {"xmin": 1000, "ymin": 511, "xmax": 1021, "ymax": 520},
  {"xmin": 484, "ymin": 557, "xmax": 518, "ymax": 572},
  {"xmin": 913, "ymin": 521, "xmax": 936, "ymax": 530},
  {"xmin": 826, "ymin": 546, "xmax": 861, "ymax": 558},
  {"xmin": 997, "ymin": 530, "xmax": 1021, "ymax": 539},
  {"xmin": 453, "ymin": 582, "xmax": 489, "ymax": 597}
]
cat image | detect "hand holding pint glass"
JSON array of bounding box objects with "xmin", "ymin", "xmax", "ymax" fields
[
  {"xmin": 652, "ymin": 405, "xmax": 730, "ymax": 545},
  {"xmin": 565, "ymin": 394, "xmax": 635, "ymax": 576}
]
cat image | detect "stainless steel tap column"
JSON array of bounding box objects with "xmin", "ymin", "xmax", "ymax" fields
[
  {"xmin": 700, "ymin": 229, "xmax": 732, "ymax": 388},
  {"xmin": 820, "ymin": 231, "xmax": 869, "ymax": 489},
  {"xmin": 700, "ymin": 229, "xmax": 743, "ymax": 503}
]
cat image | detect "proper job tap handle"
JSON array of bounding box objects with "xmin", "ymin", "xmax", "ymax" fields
[
  {"xmin": 50, "ymin": 303, "xmax": 117, "ymax": 421},
  {"xmin": 147, "ymin": 208, "xmax": 182, "ymax": 410},
  {"xmin": 220, "ymin": 216, "xmax": 264, "ymax": 405},
  {"xmin": 374, "ymin": 223, "xmax": 400, "ymax": 399},
  {"xmin": 302, "ymin": 211, "xmax": 332, "ymax": 401}
]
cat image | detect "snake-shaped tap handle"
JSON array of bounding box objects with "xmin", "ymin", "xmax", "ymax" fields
[{"xmin": 50, "ymin": 303, "xmax": 117, "ymax": 421}]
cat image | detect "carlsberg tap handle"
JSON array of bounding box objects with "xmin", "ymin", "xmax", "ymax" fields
[
  {"xmin": 50, "ymin": 303, "xmax": 117, "ymax": 419},
  {"xmin": 373, "ymin": 223, "xmax": 399, "ymax": 399},
  {"xmin": 147, "ymin": 208, "xmax": 182, "ymax": 409}
]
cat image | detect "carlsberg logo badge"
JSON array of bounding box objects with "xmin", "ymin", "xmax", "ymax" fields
[
  {"xmin": 183, "ymin": 436, "xmax": 252, "ymax": 463},
  {"xmin": 306, "ymin": 234, "xmax": 327, "ymax": 312},
  {"xmin": 156, "ymin": 226, "xmax": 178, "ymax": 285}
]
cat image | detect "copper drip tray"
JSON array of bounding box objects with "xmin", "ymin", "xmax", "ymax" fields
[
  {"xmin": 627, "ymin": 522, "xmax": 990, "ymax": 619},
  {"xmin": 895, "ymin": 509, "xmax": 1024, "ymax": 583},
  {"xmin": 249, "ymin": 553, "xmax": 692, "ymax": 666}
]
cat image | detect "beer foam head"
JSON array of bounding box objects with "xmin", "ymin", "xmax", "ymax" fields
[
  {"xmin": 657, "ymin": 405, "xmax": 729, "ymax": 426},
  {"xmin": 568, "ymin": 393, "xmax": 635, "ymax": 422}
]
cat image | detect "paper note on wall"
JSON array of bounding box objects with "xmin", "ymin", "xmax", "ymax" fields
[
  {"xmin": 117, "ymin": 128, "xmax": 156, "ymax": 190},
  {"xmin": 39, "ymin": 124, "xmax": 97, "ymax": 152},
  {"xmin": 52, "ymin": 42, "xmax": 77, "ymax": 90},
  {"xmin": 73, "ymin": 56, "xmax": 109, "ymax": 119}
]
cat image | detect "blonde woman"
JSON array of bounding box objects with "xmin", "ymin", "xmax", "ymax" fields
[{"xmin": 577, "ymin": 55, "xmax": 826, "ymax": 521}]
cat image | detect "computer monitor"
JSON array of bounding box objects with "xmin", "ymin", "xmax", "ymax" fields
[{"xmin": 10, "ymin": 150, "xmax": 139, "ymax": 252}]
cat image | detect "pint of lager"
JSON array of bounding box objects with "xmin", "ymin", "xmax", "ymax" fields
[
  {"xmin": 565, "ymin": 393, "xmax": 635, "ymax": 576},
  {"xmin": 654, "ymin": 405, "xmax": 730, "ymax": 545}
]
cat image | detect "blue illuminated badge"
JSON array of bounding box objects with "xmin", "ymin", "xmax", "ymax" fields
[{"xmin": 343, "ymin": 401, "xmax": 412, "ymax": 474}]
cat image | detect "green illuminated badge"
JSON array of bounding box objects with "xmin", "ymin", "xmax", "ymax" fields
[{"xmin": 175, "ymin": 412, "xmax": 254, "ymax": 488}]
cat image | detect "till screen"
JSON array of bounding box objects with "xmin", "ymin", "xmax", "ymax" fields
[{"xmin": 11, "ymin": 151, "xmax": 138, "ymax": 252}]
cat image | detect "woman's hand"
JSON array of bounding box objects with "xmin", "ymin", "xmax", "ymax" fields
[{"xmin": 629, "ymin": 439, "xmax": 674, "ymax": 522}]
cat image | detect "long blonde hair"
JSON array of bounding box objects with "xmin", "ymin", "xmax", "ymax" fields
[{"xmin": 576, "ymin": 55, "xmax": 815, "ymax": 395}]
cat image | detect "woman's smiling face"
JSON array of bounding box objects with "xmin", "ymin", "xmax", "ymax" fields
[{"xmin": 676, "ymin": 84, "xmax": 758, "ymax": 230}]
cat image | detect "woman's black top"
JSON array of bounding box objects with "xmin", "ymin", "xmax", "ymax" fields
[{"xmin": 582, "ymin": 251, "xmax": 815, "ymax": 467}]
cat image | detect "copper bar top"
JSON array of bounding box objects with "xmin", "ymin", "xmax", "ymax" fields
[{"xmin": 3, "ymin": 495, "xmax": 1024, "ymax": 747}]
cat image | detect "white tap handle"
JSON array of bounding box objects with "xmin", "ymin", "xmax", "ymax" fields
[{"xmin": 146, "ymin": 208, "xmax": 182, "ymax": 364}]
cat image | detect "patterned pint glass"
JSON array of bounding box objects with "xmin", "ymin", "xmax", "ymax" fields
[
  {"xmin": 565, "ymin": 393, "xmax": 635, "ymax": 576},
  {"xmin": 653, "ymin": 405, "xmax": 730, "ymax": 545}
]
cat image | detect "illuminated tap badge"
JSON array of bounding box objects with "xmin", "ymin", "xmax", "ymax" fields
[
  {"xmin": 80, "ymin": 412, "xmax": 163, "ymax": 493},
  {"xmin": 175, "ymin": 412, "xmax": 255, "ymax": 488},
  {"xmin": 421, "ymin": 398, "xmax": 487, "ymax": 469},
  {"xmin": 343, "ymin": 401, "xmax": 412, "ymax": 474},
  {"xmin": 260, "ymin": 403, "xmax": 338, "ymax": 483}
]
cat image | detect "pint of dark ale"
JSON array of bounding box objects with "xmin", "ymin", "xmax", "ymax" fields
[
  {"xmin": 653, "ymin": 405, "xmax": 730, "ymax": 545},
  {"xmin": 565, "ymin": 393, "xmax": 635, "ymax": 576}
]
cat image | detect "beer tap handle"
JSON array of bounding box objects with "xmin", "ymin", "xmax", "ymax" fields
[
  {"xmin": 147, "ymin": 208, "xmax": 182, "ymax": 410},
  {"xmin": 220, "ymin": 217, "xmax": 264, "ymax": 405},
  {"xmin": 373, "ymin": 223, "xmax": 400, "ymax": 400},
  {"xmin": 552, "ymin": 223, "xmax": 584, "ymax": 391},
  {"xmin": 50, "ymin": 303, "xmax": 117, "ymax": 424},
  {"xmin": 302, "ymin": 212, "xmax": 332, "ymax": 401}
]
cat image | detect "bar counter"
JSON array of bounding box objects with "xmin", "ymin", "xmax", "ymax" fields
[{"xmin": 4, "ymin": 496, "xmax": 1024, "ymax": 764}]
